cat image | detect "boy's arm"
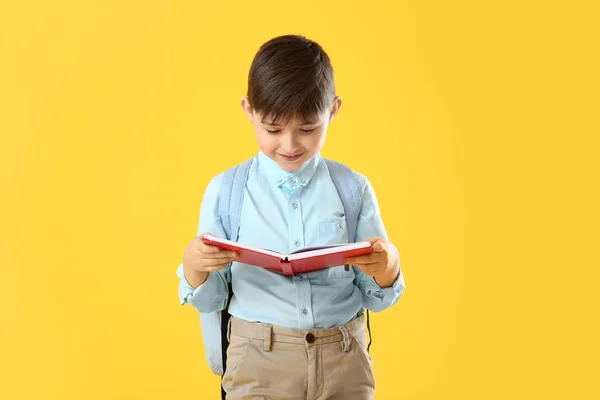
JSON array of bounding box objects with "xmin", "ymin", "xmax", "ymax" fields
[
  {"xmin": 351, "ymin": 172, "xmax": 406, "ymax": 312},
  {"xmin": 177, "ymin": 173, "xmax": 231, "ymax": 314}
]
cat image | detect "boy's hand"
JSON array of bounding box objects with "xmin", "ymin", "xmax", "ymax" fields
[
  {"xmin": 184, "ymin": 233, "xmax": 239, "ymax": 272},
  {"xmin": 182, "ymin": 233, "xmax": 238, "ymax": 288},
  {"xmin": 344, "ymin": 237, "xmax": 400, "ymax": 288}
]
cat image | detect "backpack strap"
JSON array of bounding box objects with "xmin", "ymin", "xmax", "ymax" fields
[
  {"xmin": 216, "ymin": 157, "xmax": 253, "ymax": 400},
  {"xmin": 219, "ymin": 157, "xmax": 254, "ymax": 242},
  {"xmin": 323, "ymin": 158, "xmax": 373, "ymax": 352},
  {"xmin": 323, "ymin": 158, "xmax": 362, "ymax": 242}
]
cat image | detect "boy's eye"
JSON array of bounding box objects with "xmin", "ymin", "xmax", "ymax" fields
[{"xmin": 265, "ymin": 128, "xmax": 315, "ymax": 134}]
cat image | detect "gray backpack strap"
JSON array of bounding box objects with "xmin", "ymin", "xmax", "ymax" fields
[
  {"xmin": 323, "ymin": 158, "xmax": 362, "ymax": 242},
  {"xmin": 324, "ymin": 158, "xmax": 373, "ymax": 353},
  {"xmin": 199, "ymin": 157, "xmax": 253, "ymax": 379},
  {"xmin": 219, "ymin": 157, "xmax": 254, "ymax": 241}
]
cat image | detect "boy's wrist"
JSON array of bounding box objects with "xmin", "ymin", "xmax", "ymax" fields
[
  {"xmin": 373, "ymin": 262, "xmax": 400, "ymax": 288},
  {"xmin": 183, "ymin": 265, "xmax": 209, "ymax": 289}
]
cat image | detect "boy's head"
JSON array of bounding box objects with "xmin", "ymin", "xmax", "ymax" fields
[{"xmin": 241, "ymin": 35, "xmax": 342, "ymax": 172}]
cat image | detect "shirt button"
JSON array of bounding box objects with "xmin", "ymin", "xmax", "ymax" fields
[
  {"xmin": 295, "ymin": 275, "xmax": 303, "ymax": 281},
  {"xmin": 292, "ymin": 203, "xmax": 298, "ymax": 209},
  {"xmin": 301, "ymin": 308, "xmax": 308, "ymax": 315},
  {"xmin": 337, "ymin": 222, "xmax": 343, "ymax": 229},
  {"xmin": 295, "ymin": 240, "xmax": 300, "ymax": 247},
  {"xmin": 305, "ymin": 332, "xmax": 315, "ymax": 343}
]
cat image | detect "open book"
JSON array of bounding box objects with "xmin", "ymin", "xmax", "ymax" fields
[{"xmin": 201, "ymin": 234, "xmax": 373, "ymax": 276}]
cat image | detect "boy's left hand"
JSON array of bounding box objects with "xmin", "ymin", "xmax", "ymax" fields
[{"xmin": 344, "ymin": 237, "xmax": 400, "ymax": 288}]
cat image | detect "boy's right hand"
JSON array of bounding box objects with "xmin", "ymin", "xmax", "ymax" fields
[{"xmin": 182, "ymin": 233, "xmax": 238, "ymax": 288}]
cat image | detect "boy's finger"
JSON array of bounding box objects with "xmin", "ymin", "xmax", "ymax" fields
[
  {"xmin": 202, "ymin": 251, "xmax": 238, "ymax": 259},
  {"xmin": 205, "ymin": 257, "xmax": 237, "ymax": 267},
  {"xmin": 197, "ymin": 242, "xmax": 220, "ymax": 253},
  {"xmin": 345, "ymin": 254, "xmax": 380, "ymax": 265},
  {"xmin": 203, "ymin": 263, "xmax": 233, "ymax": 272},
  {"xmin": 363, "ymin": 237, "xmax": 383, "ymax": 246},
  {"xmin": 349, "ymin": 260, "xmax": 379, "ymax": 266},
  {"xmin": 372, "ymin": 241, "xmax": 386, "ymax": 253}
]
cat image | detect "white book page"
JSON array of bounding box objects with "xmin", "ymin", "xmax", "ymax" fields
[
  {"xmin": 203, "ymin": 234, "xmax": 284, "ymax": 259},
  {"xmin": 286, "ymin": 241, "xmax": 371, "ymax": 261}
]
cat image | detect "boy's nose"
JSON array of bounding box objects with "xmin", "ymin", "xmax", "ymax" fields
[{"xmin": 280, "ymin": 133, "xmax": 299, "ymax": 153}]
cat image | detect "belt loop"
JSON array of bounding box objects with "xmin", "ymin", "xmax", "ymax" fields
[
  {"xmin": 338, "ymin": 325, "xmax": 351, "ymax": 352},
  {"xmin": 263, "ymin": 325, "xmax": 272, "ymax": 352},
  {"xmin": 227, "ymin": 317, "xmax": 232, "ymax": 342}
]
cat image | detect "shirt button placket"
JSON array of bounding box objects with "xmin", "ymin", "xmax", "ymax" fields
[
  {"xmin": 288, "ymin": 187, "xmax": 314, "ymax": 328},
  {"xmin": 288, "ymin": 189, "xmax": 304, "ymax": 251},
  {"xmin": 296, "ymin": 277, "xmax": 314, "ymax": 328}
]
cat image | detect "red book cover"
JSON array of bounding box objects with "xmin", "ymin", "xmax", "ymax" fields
[{"xmin": 201, "ymin": 234, "xmax": 373, "ymax": 276}]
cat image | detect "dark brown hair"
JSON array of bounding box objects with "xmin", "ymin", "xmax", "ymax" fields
[{"xmin": 247, "ymin": 35, "xmax": 336, "ymax": 126}]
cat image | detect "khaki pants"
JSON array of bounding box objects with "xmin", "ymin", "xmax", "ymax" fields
[{"xmin": 222, "ymin": 314, "xmax": 375, "ymax": 400}]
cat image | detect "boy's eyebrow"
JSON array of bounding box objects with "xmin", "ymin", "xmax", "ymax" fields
[{"xmin": 261, "ymin": 119, "xmax": 319, "ymax": 126}]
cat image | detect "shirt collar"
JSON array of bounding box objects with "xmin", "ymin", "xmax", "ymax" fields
[{"xmin": 256, "ymin": 150, "xmax": 321, "ymax": 190}]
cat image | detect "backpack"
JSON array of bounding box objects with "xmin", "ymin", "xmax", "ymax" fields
[{"xmin": 198, "ymin": 155, "xmax": 371, "ymax": 393}]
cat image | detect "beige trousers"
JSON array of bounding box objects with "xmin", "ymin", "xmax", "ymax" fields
[{"xmin": 222, "ymin": 314, "xmax": 375, "ymax": 400}]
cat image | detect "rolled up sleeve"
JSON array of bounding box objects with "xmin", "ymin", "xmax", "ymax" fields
[
  {"xmin": 176, "ymin": 173, "xmax": 231, "ymax": 313},
  {"xmin": 176, "ymin": 262, "xmax": 230, "ymax": 313},
  {"xmin": 351, "ymin": 171, "xmax": 406, "ymax": 312},
  {"xmin": 354, "ymin": 267, "xmax": 405, "ymax": 312}
]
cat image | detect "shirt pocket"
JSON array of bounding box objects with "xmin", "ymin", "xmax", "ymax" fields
[
  {"xmin": 316, "ymin": 214, "xmax": 351, "ymax": 280},
  {"xmin": 318, "ymin": 214, "xmax": 347, "ymax": 244}
]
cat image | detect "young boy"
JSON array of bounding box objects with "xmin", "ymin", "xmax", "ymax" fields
[{"xmin": 177, "ymin": 35, "xmax": 405, "ymax": 399}]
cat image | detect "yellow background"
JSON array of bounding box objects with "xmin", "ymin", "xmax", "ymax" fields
[{"xmin": 1, "ymin": 1, "xmax": 598, "ymax": 399}]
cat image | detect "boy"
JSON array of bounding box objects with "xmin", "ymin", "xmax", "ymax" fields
[{"xmin": 177, "ymin": 34, "xmax": 405, "ymax": 399}]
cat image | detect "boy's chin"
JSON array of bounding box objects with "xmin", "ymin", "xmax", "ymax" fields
[{"xmin": 276, "ymin": 161, "xmax": 302, "ymax": 172}]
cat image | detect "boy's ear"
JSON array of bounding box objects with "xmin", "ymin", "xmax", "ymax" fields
[
  {"xmin": 241, "ymin": 96, "xmax": 254, "ymax": 121},
  {"xmin": 329, "ymin": 96, "xmax": 342, "ymax": 122}
]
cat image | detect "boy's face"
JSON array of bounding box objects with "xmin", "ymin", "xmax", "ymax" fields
[{"xmin": 241, "ymin": 96, "xmax": 342, "ymax": 172}]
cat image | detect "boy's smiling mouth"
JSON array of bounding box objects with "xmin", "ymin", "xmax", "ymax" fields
[{"xmin": 279, "ymin": 152, "xmax": 304, "ymax": 162}]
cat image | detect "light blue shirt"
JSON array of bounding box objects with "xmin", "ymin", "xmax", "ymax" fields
[{"xmin": 177, "ymin": 150, "xmax": 405, "ymax": 329}]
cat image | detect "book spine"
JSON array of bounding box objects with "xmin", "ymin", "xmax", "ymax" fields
[{"xmin": 279, "ymin": 260, "xmax": 295, "ymax": 276}]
